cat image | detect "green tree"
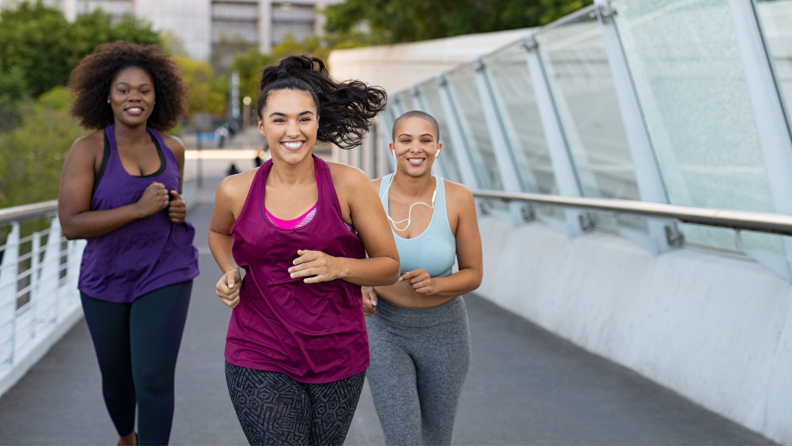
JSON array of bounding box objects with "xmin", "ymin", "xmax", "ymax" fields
[
  {"xmin": 176, "ymin": 56, "xmax": 228, "ymax": 115},
  {"xmin": 0, "ymin": 1, "xmax": 161, "ymax": 99},
  {"xmin": 0, "ymin": 87, "xmax": 84, "ymax": 208},
  {"xmin": 324, "ymin": 0, "xmax": 593, "ymax": 45}
]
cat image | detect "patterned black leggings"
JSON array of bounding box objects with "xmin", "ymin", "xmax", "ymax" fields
[{"xmin": 225, "ymin": 362, "xmax": 365, "ymax": 446}]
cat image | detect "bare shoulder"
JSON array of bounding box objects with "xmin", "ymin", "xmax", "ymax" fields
[
  {"xmin": 371, "ymin": 177, "xmax": 383, "ymax": 190},
  {"xmin": 162, "ymin": 134, "xmax": 185, "ymax": 155},
  {"xmin": 217, "ymin": 168, "xmax": 257, "ymax": 200},
  {"xmin": 66, "ymin": 131, "xmax": 104, "ymax": 166},
  {"xmin": 327, "ymin": 161, "xmax": 370, "ymax": 189},
  {"xmin": 444, "ymin": 179, "xmax": 475, "ymax": 209}
]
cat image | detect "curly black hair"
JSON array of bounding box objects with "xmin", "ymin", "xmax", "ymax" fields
[
  {"xmin": 257, "ymin": 55, "xmax": 387, "ymax": 150},
  {"xmin": 68, "ymin": 41, "xmax": 187, "ymax": 131}
]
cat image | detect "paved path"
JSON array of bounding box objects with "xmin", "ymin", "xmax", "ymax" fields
[{"xmin": 0, "ymin": 172, "xmax": 774, "ymax": 445}]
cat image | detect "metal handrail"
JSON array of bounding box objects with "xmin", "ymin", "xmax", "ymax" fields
[
  {"xmin": 473, "ymin": 190, "xmax": 792, "ymax": 236},
  {"xmin": 0, "ymin": 201, "xmax": 58, "ymax": 227}
]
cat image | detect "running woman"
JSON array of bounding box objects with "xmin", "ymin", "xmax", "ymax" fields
[
  {"xmin": 209, "ymin": 55, "xmax": 400, "ymax": 446},
  {"xmin": 58, "ymin": 42, "xmax": 199, "ymax": 446},
  {"xmin": 363, "ymin": 111, "xmax": 484, "ymax": 446}
]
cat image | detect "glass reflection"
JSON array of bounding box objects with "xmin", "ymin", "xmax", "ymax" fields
[
  {"xmin": 754, "ymin": 0, "xmax": 792, "ymax": 132},
  {"xmin": 535, "ymin": 12, "xmax": 642, "ymax": 231},
  {"xmin": 612, "ymin": 0, "xmax": 781, "ymax": 253},
  {"xmin": 446, "ymin": 66, "xmax": 502, "ymax": 190},
  {"xmin": 417, "ymin": 82, "xmax": 462, "ymax": 183}
]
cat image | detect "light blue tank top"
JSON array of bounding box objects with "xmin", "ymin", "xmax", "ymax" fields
[{"xmin": 379, "ymin": 174, "xmax": 457, "ymax": 278}]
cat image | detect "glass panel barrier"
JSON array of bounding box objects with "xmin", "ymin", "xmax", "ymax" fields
[
  {"xmin": 446, "ymin": 66, "xmax": 502, "ymax": 190},
  {"xmin": 612, "ymin": 0, "xmax": 783, "ymax": 254},
  {"xmin": 418, "ymin": 82, "xmax": 463, "ymax": 183},
  {"xmin": 754, "ymin": 0, "xmax": 792, "ymax": 132},
  {"xmin": 483, "ymin": 42, "xmax": 558, "ymax": 195},
  {"xmin": 535, "ymin": 12, "xmax": 644, "ymax": 232},
  {"xmin": 396, "ymin": 91, "xmax": 415, "ymax": 113}
]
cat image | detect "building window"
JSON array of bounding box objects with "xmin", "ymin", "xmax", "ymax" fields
[
  {"xmin": 211, "ymin": 1, "xmax": 260, "ymax": 44},
  {"xmin": 77, "ymin": 0, "xmax": 134, "ymax": 19},
  {"xmin": 271, "ymin": 2, "xmax": 315, "ymax": 46}
]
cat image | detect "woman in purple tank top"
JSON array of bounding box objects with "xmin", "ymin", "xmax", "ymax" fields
[
  {"xmin": 208, "ymin": 56, "xmax": 400, "ymax": 445},
  {"xmin": 58, "ymin": 42, "xmax": 199, "ymax": 446}
]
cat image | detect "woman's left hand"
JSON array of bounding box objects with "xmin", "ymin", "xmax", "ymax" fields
[
  {"xmin": 289, "ymin": 250, "xmax": 345, "ymax": 283},
  {"xmin": 168, "ymin": 190, "xmax": 187, "ymax": 223},
  {"xmin": 401, "ymin": 269, "xmax": 437, "ymax": 295}
]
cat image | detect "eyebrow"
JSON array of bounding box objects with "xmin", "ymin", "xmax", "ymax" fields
[
  {"xmin": 269, "ymin": 111, "xmax": 315, "ymax": 118},
  {"xmin": 115, "ymin": 82, "xmax": 151, "ymax": 87},
  {"xmin": 398, "ymin": 133, "xmax": 435, "ymax": 139}
]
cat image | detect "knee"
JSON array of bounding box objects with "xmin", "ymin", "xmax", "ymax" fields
[{"xmin": 135, "ymin": 365, "xmax": 175, "ymax": 399}]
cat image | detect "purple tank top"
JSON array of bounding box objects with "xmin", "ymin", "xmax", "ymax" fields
[
  {"xmin": 78, "ymin": 126, "xmax": 199, "ymax": 303},
  {"xmin": 226, "ymin": 156, "xmax": 368, "ymax": 383}
]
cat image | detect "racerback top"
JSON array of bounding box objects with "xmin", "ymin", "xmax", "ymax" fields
[
  {"xmin": 379, "ymin": 174, "xmax": 456, "ymax": 277},
  {"xmin": 78, "ymin": 125, "xmax": 200, "ymax": 303},
  {"xmin": 226, "ymin": 155, "xmax": 369, "ymax": 383}
]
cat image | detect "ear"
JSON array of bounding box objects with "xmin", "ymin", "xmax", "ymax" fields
[
  {"xmin": 258, "ymin": 120, "xmax": 265, "ymax": 136},
  {"xmin": 435, "ymin": 142, "xmax": 442, "ymax": 158},
  {"xmin": 388, "ymin": 142, "xmax": 395, "ymax": 157}
]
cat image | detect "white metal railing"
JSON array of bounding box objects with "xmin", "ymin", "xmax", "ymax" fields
[{"xmin": 0, "ymin": 201, "xmax": 85, "ymax": 396}]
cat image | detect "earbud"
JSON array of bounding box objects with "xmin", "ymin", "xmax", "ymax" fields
[{"xmin": 435, "ymin": 150, "xmax": 440, "ymax": 158}]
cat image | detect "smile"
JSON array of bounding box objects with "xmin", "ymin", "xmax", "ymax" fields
[
  {"xmin": 282, "ymin": 141, "xmax": 305, "ymax": 151},
  {"xmin": 407, "ymin": 157, "xmax": 426, "ymax": 165},
  {"xmin": 125, "ymin": 107, "xmax": 144, "ymax": 115}
]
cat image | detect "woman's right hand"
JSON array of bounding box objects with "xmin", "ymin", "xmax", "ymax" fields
[
  {"xmin": 135, "ymin": 181, "xmax": 169, "ymax": 217},
  {"xmin": 216, "ymin": 269, "xmax": 242, "ymax": 308},
  {"xmin": 362, "ymin": 286, "xmax": 377, "ymax": 316}
]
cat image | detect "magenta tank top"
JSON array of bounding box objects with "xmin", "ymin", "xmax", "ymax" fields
[
  {"xmin": 78, "ymin": 126, "xmax": 199, "ymax": 303},
  {"xmin": 226, "ymin": 155, "xmax": 368, "ymax": 383}
]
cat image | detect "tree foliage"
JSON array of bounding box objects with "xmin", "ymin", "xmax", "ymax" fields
[
  {"xmin": 324, "ymin": 0, "xmax": 593, "ymax": 44},
  {"xmin": 0, "ymin": 87, "xmax": 84, "ymax": 209},
  {"xmin": 175, "ymin": 56, "xmax": 227, "ymax": 115},
  {"xmin": 0, "ymin": 1, "xmax": 161, "ymax": 99}
]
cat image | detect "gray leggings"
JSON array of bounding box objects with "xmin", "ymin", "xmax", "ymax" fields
[{"xmin": 366, "ymin": 296, "xmax": 471, "ymax": 446}]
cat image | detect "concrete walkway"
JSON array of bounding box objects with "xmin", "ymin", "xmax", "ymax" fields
[{"xmin": 0, "ymin": 167, "xmax": 774, "ymax": 445}]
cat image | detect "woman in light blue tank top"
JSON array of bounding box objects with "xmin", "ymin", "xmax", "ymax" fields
[{"xmin": 363, "ymin": 111, "xmax": 484, "ymax": 446}]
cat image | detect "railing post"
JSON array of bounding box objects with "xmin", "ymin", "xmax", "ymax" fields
[
  {"xmin": 522, "ymin": 36, "xmax": 591, "ymax": 236},
  {"xmin": 436, "ymin": 75, "xmax": 481, "ymax": 190},
  {"xmin": 473, "ymin": 58, "xmax": 534, "ymax": 225},
  {"xmin": 728, "ymin": 0, "xmax": 792, "ymax": 280},
  {"xmin": 410, "ymin": 86, "xmax": 447, "ymax": 179},
  {"xmin": 593, "ymin": 0, "xmax": 679, "ymax": 254},
  {"xmin": 0, "ymin": 223, "xmax": 20, "ymax": 375},
  {"xmin": 39, "ymin": 219, "xmax": 61, "ymax": 333},
  {"xmin": 30, "ymin": 231, "xmax": 41, "ymax": 336}
]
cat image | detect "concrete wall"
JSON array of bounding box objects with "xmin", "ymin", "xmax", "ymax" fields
[
  {"xmin": 136, "ymin": 0, "xmax": 212, "ymax": 60},
  {"xmin": 476, "ymin": 216, "xmax": 792, "ymax": 445}
]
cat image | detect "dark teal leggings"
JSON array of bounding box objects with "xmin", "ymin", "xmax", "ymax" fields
[{"xmin": 80, "ymin": 281, "xmax": 192, "ymax": 446}]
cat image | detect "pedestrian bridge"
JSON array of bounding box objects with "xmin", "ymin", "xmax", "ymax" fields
[{"xmin": 2, "ymin": 1, "xmax": 792, "ymax": 444}]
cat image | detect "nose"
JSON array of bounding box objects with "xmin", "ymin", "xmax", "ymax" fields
[{"xmin": 286, "ymin": 119, "xmax": 301, "ymax": 138}]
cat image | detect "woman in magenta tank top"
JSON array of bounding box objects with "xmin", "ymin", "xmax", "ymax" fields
[
  {"xmin": 58, "ymin": 42, "xmax": 198, "ymax": 446},
  {"xmin": 208, "ymin": 56, "xmax": 400, "ymax": 445}
]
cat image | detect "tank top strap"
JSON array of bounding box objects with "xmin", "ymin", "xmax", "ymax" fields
[
  {"xmin": 315, "ymin": 156, "xmax": 345, "ymax": 222},
  {"xmin": 147, "ymin": 128, "xmax": 177, "ymax": 165},
  {"xmin": 102, "ymin": 125, "xmax": 123, "ymax": 176},
  {"xmin": 378, "ymin": 173, "xmax": 394, "ymax": 212},
  {"xmin": 231, "ymin": 159, "xmax": 271, "ymax": 233}
]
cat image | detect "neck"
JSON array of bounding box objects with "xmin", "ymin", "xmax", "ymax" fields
[
  {"xmin": 392, "ymin": 169, "xmax": 434, "ymax": 197},
  {"xmin": 269, "ymin": 154, "xmax": 315, "ymax": 186},
  {"xmin": 113, "ymin": 119, "xmax": 150, "ymax": 144}
]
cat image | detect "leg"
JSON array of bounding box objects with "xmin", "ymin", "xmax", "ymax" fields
[
  {"xmin": 366, "ymin": 316, "xmax": 423, "ymax": 446},
  {"xmin": 304, "ymin": 371, "xmax": 366, "ymax": 446},
  {"xmin": 225, "ymin": 362, "xmax": 313, "ymax": 446},
  {"xmin": 414, "ymin": 307, "xmax": 471, "ymax": 446},
  {"xmin": 129, "ymin": 281, "xmax": 193, "ymax": 445},
  {"xmin": 80, "ymin": 293, "xmax": 137, "ymax": 438}
]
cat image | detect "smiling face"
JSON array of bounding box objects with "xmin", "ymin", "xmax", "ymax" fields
[
  {"xmin": 108, "ymin": 66, "xmax": 155, "ymax": 128},
  {"xmin": 390, "ymin": 116, "xmax": 442, "ymax": 177},
  {"xmin": 258, "ymin": 89, "xmax": 319, "ymax": 166}
]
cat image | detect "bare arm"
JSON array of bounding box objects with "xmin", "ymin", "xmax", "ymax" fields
[
  {"xmin": 208, "ymin": 173, "xmax": 253, "ymax": 308},
  {"xmin": 289, "ymin": 166, "xmax": 400, "ymax": 287},
  {"xmin": 165, "ymin": 136, "xmax": 187, "ymax": 223},
  {"xmin": 58, "ymin": 136, "xmax": 168, "ymax": 240}
]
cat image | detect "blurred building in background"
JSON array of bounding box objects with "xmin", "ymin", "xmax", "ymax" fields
[{"xmin": 0, "ymin": 0, "xmax": 340, "ymax": 61}]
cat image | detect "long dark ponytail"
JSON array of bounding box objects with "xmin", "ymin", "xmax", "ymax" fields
[{"xmin": 257, "ymin": 55, "xmax": 387, "ymax": 150}]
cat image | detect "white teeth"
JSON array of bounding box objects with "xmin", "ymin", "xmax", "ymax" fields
[
  {"xmin": 127, "ymin": 108, "xmax": 142, "ymax": 112},
  {"xmin": 283, "ymin": 142, "xmax": 303, "ymax": 149}
]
